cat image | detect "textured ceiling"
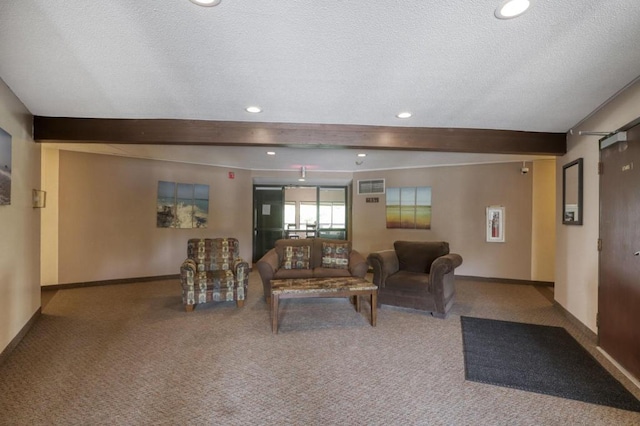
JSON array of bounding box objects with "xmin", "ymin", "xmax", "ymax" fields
[{"xmin": 2, "ymin": 1, "xmax": 640, "ymax": 171}]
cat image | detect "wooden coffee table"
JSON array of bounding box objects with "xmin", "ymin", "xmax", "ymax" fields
[{"xmin": 270, "ymin": 276, "xmax": 378, "ymax": 334}]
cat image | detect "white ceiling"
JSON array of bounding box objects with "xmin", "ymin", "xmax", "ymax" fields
[{"xmin": 2, "ymin": 1, "xmax": 640, "ymax": 172}]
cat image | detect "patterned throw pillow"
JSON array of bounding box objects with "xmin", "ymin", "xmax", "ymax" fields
[
  {"xmin": 321, "ymin": 242, "xmax": 350, "ymax": 269},
  {"xmin": 281, "ymin": 245, "xmax": 311, "ymax": 270}
]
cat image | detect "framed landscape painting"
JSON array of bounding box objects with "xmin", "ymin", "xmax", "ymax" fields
[
  {"xmin": 157, "ymin": 181, "xmax": 209, "ymax": 228},
  {"xmin": 386, "ymin": 186, "xmax": 431, "ymax": 229},
  {"xmin": 0, "ymin": 127, "xmax": 11, "ymax": 206}
]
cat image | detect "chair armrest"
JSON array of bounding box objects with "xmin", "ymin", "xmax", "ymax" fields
[
  {"xmin": 180, "ymin": 259, "xmax": 197, "ymax": 290},
  {"xmin": 233, "ymin": 258, "xmax": 249, "ymax": 273},
  {"xmin": 348, "ymin": 250, "xmax": 368, "ymax": 278},
  {"xmin": 428, "ymin": 253, "xmax": 463, "ymax": 291},
  {"xmin": 366, "ymin": 250, "xmax": 399, "ymax": 288},
  {"xmin": 233, "ymin": 258, "xmax": 250, "ymax": 283}
]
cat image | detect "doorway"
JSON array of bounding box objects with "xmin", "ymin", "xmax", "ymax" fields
[
  {"xmin": 598, "ymin": 122, "xmax": 640, "ymax": 380},
  {"xmin": 253, "ymin": 185, "xmax": 349, "ymax": 262},
  {"xmin": 253, "ymin": 187, "xmax": 284, "ymax": 263}
]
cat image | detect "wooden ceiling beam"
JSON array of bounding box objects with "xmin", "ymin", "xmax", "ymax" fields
[{"xmin": 34, "ymin": 116, "xmax": 566, "ymax": 155}]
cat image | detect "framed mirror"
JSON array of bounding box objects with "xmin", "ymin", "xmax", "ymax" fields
[{"xmin": 562, "ymin": 158, "xmax": 583, "ymax": 225}]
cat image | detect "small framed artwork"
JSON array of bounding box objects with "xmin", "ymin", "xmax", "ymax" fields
[
  {"xmin": 486, "ymin": 206, "xmax": 505, "ymax": 243},
  {"xmin": 32, "ymin": 189, "xmax": 46, "ymax": 208},
  {"xmin": 0, "ymin": 126, "xmax": 11, "ymax": 206}
]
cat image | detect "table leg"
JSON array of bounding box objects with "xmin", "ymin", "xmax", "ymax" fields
[
  {"xmin": 355, "ymin": 294, "xmax": 361, "ymax": 312},
  {"xmin": 271, "ymin": 294, "xmax": 279, "ymax": 334},
  {"xmin": 371, "ymin": 291, "xmax": 377, "ymax": 327}
]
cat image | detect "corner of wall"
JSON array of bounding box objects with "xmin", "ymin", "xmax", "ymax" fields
[{"xmin": 41, "ymin": 147, "xmax": 59, "ymax": 286}]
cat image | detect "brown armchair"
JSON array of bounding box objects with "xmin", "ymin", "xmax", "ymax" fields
[{"xmin": 367, "ymin": 241, "xmax": 462, "ymax": 318}]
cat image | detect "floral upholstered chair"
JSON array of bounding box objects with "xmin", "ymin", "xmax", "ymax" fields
[{"xmin": 179, "ymin": 238, "xmax": 249, "ymax": 311}]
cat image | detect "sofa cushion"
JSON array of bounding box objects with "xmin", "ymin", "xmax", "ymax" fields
[
  {"xmin": 280, "ymin": 245, "xmax": 311, "ymax": 270},
  {"xmin": 311, "ymin": 238, "xmax": 352, "ymax": 267},
  {"xmin": 274, "ymin": 268, "xmax": 314, "ymax": 280},
  {"xmin": 275, "ymin": 239, "xmax": 314, "ymax": 265},
  {"xmin": 313, "ymin": 267, "xmax": 353, "ymax": 278},
  {"xmin": 385, "ymin": 270, "xmax": 431, "ymax": 291},
  {"xmin": 321, "ymin": 242, "xmax": 350, "ymax": 269},
  {"xmin": 394, "ymin": 241, "xmax": 450, "ymax": 273}
]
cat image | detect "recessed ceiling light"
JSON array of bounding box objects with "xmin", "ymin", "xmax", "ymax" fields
[
  {"xmin": 357, "ymin": 153, "xmax": 367, "ymax": 157},
  {"xmin": 267, "ymin": 151, "xmax": 276, "ymax": 156},
  {"xmin": 189, "ymin": 0, "xmax": 221, "ymax": 6},
  {"xmin": 495, "ymin": 0, "xmax": 531, "ymax": 19},
  {"xmin": 245, "ymin": 106, "xmax": 262, "ymax": 113},
  {"xmin": 396, "ymin": 112, "xmax": 412, "ymax": 119}
]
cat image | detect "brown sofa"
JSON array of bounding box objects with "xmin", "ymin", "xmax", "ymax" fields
[
  {"xmin": 367, "ymin": 241, "xmax": 462, "ymax": 318},
  {"xmin": 256, "ymin": 238, "xmax": 368, "ymax": 303}
]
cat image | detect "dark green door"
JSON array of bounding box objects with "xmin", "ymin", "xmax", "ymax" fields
[{"xmin": 253, "ymin": 186, "xmax": 285, "ymax": 262}]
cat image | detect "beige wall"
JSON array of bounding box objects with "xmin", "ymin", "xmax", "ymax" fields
[
  {"xmin": 53, "ymin": 151, "xmax": 253, "ymax": 285},
  {"xmin": 556, "ymin": 78, "xmax": 640, "ymax": 332},
  {"xmin": 352, "ymin": 162, "xmax": 538, "ymax": 280},
  {"xmin": 41, "ymin": 147, "xmax": 59, "ymax": 285},
  {"xmin": 48, "ymin": 154, "xmax": 551, "ymax": 285},
  {"xmin": 0, "ymin": 79, "xmax": 41, "ymax": 352},
  {"xmin": 531, "ymin": 159, "xmax": 556, "ymax": 281}
]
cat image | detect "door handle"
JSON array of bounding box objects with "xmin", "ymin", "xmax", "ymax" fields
[{"xmin": 635, "ymin": 252, "xmax": 640, "ymax": 256}]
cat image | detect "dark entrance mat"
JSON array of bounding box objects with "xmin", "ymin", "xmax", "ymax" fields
[{"xmin": 460, "ymin": 316, "xmax": 640, "ymax": 412}]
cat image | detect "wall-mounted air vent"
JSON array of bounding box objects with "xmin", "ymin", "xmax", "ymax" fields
[{"xmin": 357, "ymin": 179, "xmax": 385, "ymax": 195}]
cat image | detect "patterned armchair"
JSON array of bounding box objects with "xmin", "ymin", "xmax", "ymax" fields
[{"xmin": 179, "ymin": 238, "xmax": 249, "ymax": 311}]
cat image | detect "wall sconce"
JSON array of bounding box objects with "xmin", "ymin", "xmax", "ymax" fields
[
  {"xmin": 298, "ymin": 166, "xmax": 306, "ymax": 182},
  {"xmin": 32, "ymin": 189, "xmax": 46, "ymax": 208}
]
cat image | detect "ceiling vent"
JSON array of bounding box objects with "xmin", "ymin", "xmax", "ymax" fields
[{"xmin": 357, "ymin": 179, "xmax": 385, "ymax": 195}]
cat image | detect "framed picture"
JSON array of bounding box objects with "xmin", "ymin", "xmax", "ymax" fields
[
  {"xmin": 32, "ymin": 189, "xmax": 46, "ymax": 208},
  {"xmin": 486, "ymin": 206, "xmax": 505, "ymax": 243},
  {"xmin": 0, "ymin": 127, "xmax": 11, "ymax": 206},
  {"xmin": 157, "ymin": 181, "xmax": 210, "ymax": 228},
  {"xmin": 386, "ymin": 186, "xmax": 432, "ymax": 229}
]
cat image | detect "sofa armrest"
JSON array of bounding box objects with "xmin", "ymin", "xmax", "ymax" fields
[
  {"xmin": 428, "ymin": 253, "xmax": 463, "ymax": 292},
  {"xmin": 348, "ymin": 250, "xmax": 368, "ymax": 278},
  {"xmin": 256, "ymin": 248, "xmax": 279, "ymax": 297},
  {"xmin": 366, "ymin": 250, "xmax": 399, "ymax": 288}
]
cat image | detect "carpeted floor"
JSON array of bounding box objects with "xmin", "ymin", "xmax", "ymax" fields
[
  {"xmin": 460, "ymin": 316, "xmax": 640, "ymax": 412},
  {"xmin": 1, "ymin": 272, "xmax": 640, "ymax": 425}
]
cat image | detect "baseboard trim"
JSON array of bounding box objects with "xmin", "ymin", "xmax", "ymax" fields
[
  {"xmin": 597, "ymin": 347, "xmax": 640, "ymax": 390},
  {"xmin": 42, "ymin": 265, "xmax": 255, "ymax": 291},
  {"xmin": 0, "ymin": 308, "xmax": 41, "ymax": 367},
  {"xmin": 457, "ymin": 275, "xmax": 554, "ymax": 287},
  {"xmin": 553, "ymin": 300, "xmax": 598, "ymax": 345},
  {"xmin": 41, "ymin": 274, "xmax": 180, "ymax": 291}
]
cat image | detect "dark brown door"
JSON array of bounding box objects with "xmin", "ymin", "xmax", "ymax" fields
[
  {"xmin": 599, "ymin": 123, "xmax": 640, "ymax": 380},
  {"xmin": 253, "ymin": 186, "xmax": 285, "ymax": 263}
]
